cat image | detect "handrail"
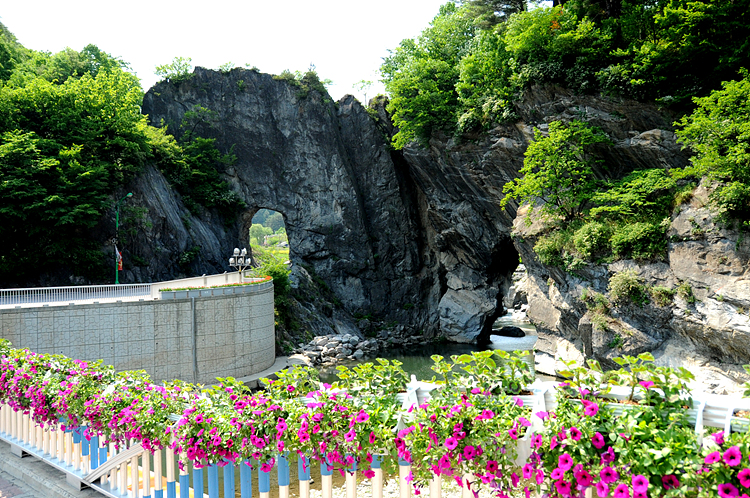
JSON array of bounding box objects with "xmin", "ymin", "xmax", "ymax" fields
[{"xmin": 0, "ymin": 271, "xmax": 266, "ymax": 308}]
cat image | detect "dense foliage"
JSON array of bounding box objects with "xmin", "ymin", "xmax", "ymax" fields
[
  {"xmin": 0, "ymin": 25, "xmax": 242, "ymax": 284},
  {"xmin": 4, "ymin": 341, "xmax": 750, "ymax": 497},
  {"xmin": 383, "ymin": 0, "xmax": 750, "ymax": 146},
  {"xmin": 383, "ymin": 1, "xmax": 750, "ymax": 269}
]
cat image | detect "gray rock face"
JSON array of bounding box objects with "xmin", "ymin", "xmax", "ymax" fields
[
  {"xmin": 128, "ymin": 69, "xmax": 749, "ymax": 387},
  {"xmin": 515, "ymin": 183, "xmax": 750, "ymax": 393}
]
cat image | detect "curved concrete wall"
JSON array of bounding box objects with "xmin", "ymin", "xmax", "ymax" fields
[{"xmin": 0, "ymin": 281, "xmax": 275, "ymax": 384}]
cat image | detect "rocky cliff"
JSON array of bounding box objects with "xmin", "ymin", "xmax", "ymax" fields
[{"xmin": 125, "ymin": 67, "xmax": 748, "ymax": 391}]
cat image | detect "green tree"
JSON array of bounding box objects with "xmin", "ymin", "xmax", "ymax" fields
[
  {"xmin": 460, "ymin": 0, "xmax": 528, "ymax": 28},
  {"xmin": 500, "ymin": 120, "xmax": 611, "ymax": 222},
  {"xmin": 155, "ymin": 56, "xmax": 193, "ymax": 83},
  {"xmin": 249, "ymin": 224, "xmax": 273, "ymax": 246},
  {"xmin": 675, "ymin": 73, "xmax": 750, "ymax": 228},
  {"xmin": 381, "ymin": 3, "xmax": 476, "ymax": 147},
  {"xmin": 265, "ymin": 212, "xmax": 285, "ymax": 232}
]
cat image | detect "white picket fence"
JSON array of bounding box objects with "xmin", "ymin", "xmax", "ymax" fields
[{"xmin": 1, "ymin": 380, "xmax": 749, "ymax": 498}]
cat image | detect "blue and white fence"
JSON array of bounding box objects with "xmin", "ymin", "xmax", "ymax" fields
[{"xmin": 1, "ymin": 382, "xmax": 749, "ymax": 498}]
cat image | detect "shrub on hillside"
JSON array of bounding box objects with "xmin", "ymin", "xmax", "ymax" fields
[
  {"xmin": 610, "ymin": 221, "xmax": 667, "ymax": 260},
  {"xmin": 573, "ymin": 221, "xmax": 611, "ymax": 260},
  {"xmin": 608, "ymin": 269, "xmax": 649, "ymax": 306}
]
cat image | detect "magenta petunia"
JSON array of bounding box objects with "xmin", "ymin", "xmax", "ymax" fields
[
  {"xmin": 739, "ymin": 468, "xmax": 750, "ymax": 488},
  {"xmin": 596, "ymin": 481, "xmax": 610, "ymax": 498},
  {"xmin": 486, "ymin": 460, "xmax": 499, "ymax": 473},
  {"xmin": 632, "ymin": 474, "xmax": 648, "ymax": 493},
  {"xmin": 522, "ymin": 463, "xmax": 534, "ymax": 479},
  {"xmin": 706, "ymin": 451, "xmax": 723, "ymax": 465},
  {"xmin": 575, "ymin": 470, "xmax": 594, "ymax": 487},
  {"xmin": 582, "ymin": 399, "xmax": 600, "ymax": 416},
  {"xmin": 463, "ymin": 445, "xmax": 477, "ymax": 460},
  {"xmin": 555, "ymin": 479, "xmax": 572, "ymax": 496},
  {"xmin": 591, "ymin": 432, "xmax": 606, "ymax": 449},
  {"xmin": 662, "ymin": 474, "xmax": 680, "ymax": 490},
  {"xmin": 444, "ymin": 437, "xmax": 458, "ymax": 450},
  {"xmin": 356, "ymin": 410, "xmax": 370, "ymax": 423},
  {"xmin": 569, "ymin": 426, "xmax": 582, "ymax": 441},
  {"xmin": 551, "ymin": 468, "xmax": 565, "ymax": 480},
  {"xmin": 558, "ymin": 453, "xmax": 574, "ymax": 471},
  {"xmin": 613, "ymin": 483, "xmax": 630, "ymax": 498},
  {"xmin": 600, "ymin": 466, "xmax": 619, "ymax": 484},
  {"xmin": 725, "ymin": 446, "xmax": 743, "ymax": 467},
  {"xmin": 639, "ymin": 380, "xmax": 654, "ymax": 389},
  {"xmin": 719, "ymin": 483, "xmax": 740, "ymax": 498},
  {"xmin": 369, "ymin": 431, "xmax": 376, "ymax": 444},
  {"xmin": 508, "ymin": 428, "xmax": 518, "ymax": 440}
]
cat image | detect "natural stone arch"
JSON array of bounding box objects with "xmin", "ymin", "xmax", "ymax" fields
[{"xmin": 142, "ymin": 67, "xmax": 523, "ymax": 342}]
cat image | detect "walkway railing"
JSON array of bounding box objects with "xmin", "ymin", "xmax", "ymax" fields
[
  {"xmin": 0, "ymin": 271, "xmax": 264, "ymax": 309},
  {"xmin": 0, "ymin": 284, "xmax": 152, "ymax": 307},
  {"xmin": 1, "ymin": 383, "xmax": 749, "ymax": 498}
]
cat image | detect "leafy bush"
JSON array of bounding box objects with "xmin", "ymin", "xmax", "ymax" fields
[
  {"xmin": 608, "ymin": 269, "xmax": 649, "ymax": 306},
  {"xmin": 154, "ymin": 56, "xmax": 193, "ymax": 83},
  {"xmin": 533, "ymin": 230, "xmax": 572, "ymax": 267},
  {"xmin": 501, "ymin": 120, "xmax": 611, "ymax": 222},
  {"xmin": 573, "ymin": 221, "xmax": 611, "ymax": 260},
  {"xmin": 677, "ymin": 282, "xmax": 696, "ymax": 304},
  {"xmin": 650, "ymin": 286, "xmax": 676, "ymax": 307},
  {"xmin": 675, "ymin": 73, "xmax": 750, "ymax": 229},
  {"xmin": 610, "ymin": 221, "xmax": 668, "ymax": 260}
]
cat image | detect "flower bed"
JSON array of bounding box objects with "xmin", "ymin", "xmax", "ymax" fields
[
  {"xmin": 2, "ymin": 338, "xmax": 750, "ymax": 498},
  {"xmin": 158, "ymin": 276, "xmax": 273, "ymax": 299}
]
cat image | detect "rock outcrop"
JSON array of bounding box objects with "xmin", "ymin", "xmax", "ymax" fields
[{"xmin": 121, "ymin": 68, "xmax": 749, "ymax": 391}]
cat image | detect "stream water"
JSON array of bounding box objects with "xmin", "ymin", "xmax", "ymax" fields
[{"xmin": 318, "ymin": 311, "xmax": 549, "ymax": 384}]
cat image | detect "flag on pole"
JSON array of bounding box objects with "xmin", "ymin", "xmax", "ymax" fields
[{"xmin": 115, "ymin": 245, "xmax": 123, "ymax": 270}]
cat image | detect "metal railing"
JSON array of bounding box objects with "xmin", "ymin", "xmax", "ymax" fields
[
  {"xmin": 0, "ymin": 272, "xmax": 268, "ymax": 309},
  {"xmin": 0, "ymin": 284, "xmax": 152, "ymax": 308}
]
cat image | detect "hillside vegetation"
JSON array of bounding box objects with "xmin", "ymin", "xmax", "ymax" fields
[
  {"xmin": 383, "ymin": 0, "xmax": 750, "ymax": 267},
  {"xmin": 0, "ymin": 25, "xmax": 242, "ymax": 284}
]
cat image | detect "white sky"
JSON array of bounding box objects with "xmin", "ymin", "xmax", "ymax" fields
[{"xmin": 1, "ymin": 0, "xmax": 452, "ymax": 103}]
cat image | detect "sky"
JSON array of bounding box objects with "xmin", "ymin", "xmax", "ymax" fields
[{"xmin": 1, "ymin": 0, "xmax": 454, "ymax": 103}]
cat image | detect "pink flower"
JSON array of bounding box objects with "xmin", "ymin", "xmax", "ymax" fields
[
  {"xmin": 632, "ymin": 474, "xmax": 648, "ymax": 493},
  {"xmin": 706, "ymin": 451, "xmax": 722, "ymax": 464},
  {"xmin": 591, "ymin": 432, "xmax": 605, "ymax": 449},
  {"xmin": 569, "ymin": 427, "xmax": 582, "ymax": 441},
  {"xmin": 613, "ymin": 483, "xmax": 630, "ymax": 498},
  {"xmin": 711, "ymin": 431, "xmax": 726, "ymax": 445},
  {"xmin": 575, "ymin": 470, "xmax": 594, "ymax": 487},
  {"xmin": 463, "ymin": 446, "xmax": 477, "ymax": 460},
  {"xmin": 719, "ymin": 483, "xmax": 740, "ymax": 498},
  {"xmin": 582, "ymin": 400, "xmax": 599, "ymax": 416},
  {"xmin": 444, "ymin": 437, "xmax": 458, "ymax": 450},
  {"xmin": 486, "ymin": 460, "xmax": 498, "ymax": 473},
  {"xmin": 596, "ymin": 481, "xmax": 610, "ymax": 498},
  {"xmin": 531, "ymin": 434, "xmax": 543, "ymax": 448},
  {"xmin": 511, "ymin": 472, "xmax": 520, "ymax": 487},
  {"xmin": 356, "ymin": 411, "xmax": 370, "ymax": 423},
  {"xmin": 369, "ymin": 431, "xmax": 376, "ymax": 444},
  {"xmin": 639, "ymin": 381, "xmax": 654, "ymax": 389},
  {"xmin": 725, "ymin": 446, "xmax": 743, "ymax": 466},
  {"xmin": 558, "ymin": 453, "xmax": 573, "ymax": 471},
  {"xmin": 508, "ymin": 428, "xmax": 518, "ymax": 440},
  {"xmin": 522, "ymin": 463, "xmax": 534, "ymax": 479},
  {"xmin": 600, "ymin": 466, "xmax": 619, "ymax": 484},
  {"xmin": 551, "ymin": 468, "xmax": 565, "ymax": 480},
  {"xmin": 555, "ymin": 479, "xmax": 572, "ymax": 496},
  {"xmin": 536, "ymin": 411, "xmax": 549, "ymax": 420},
  {"xmin": 344, "ymin": 429, "xmax": 356, "ymax": 442},
  {"xmin": 363, "ymin": 469, "xmax": 375, "ymax": 479},
  {"xmin": 550, "ymin": 436, "xmax": 558, "ymax": 450},
  {"xmin": 739, "ymin": 468, "xmax": 750, "ymax": 488},
  {"xmin": 662, "ymin": 474, "xmax": 680, "ymax": 490}
]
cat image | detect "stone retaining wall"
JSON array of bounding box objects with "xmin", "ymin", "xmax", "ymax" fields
[{"xmin": 0, "ymin": 281, "xmax": 275, "ymax": 384}]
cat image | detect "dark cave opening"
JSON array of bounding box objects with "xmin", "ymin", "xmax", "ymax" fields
[{"xmin": 476, "ymin": 236, "xmax": 520, "ymax": 346}]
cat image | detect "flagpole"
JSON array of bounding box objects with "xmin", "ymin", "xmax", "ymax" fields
[{"xmin": 114, "ymin": 193, "xmax": 133, "ymax": 284}]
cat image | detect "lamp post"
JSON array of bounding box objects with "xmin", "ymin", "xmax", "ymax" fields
[
  {"xmin": 228, "ymin": 247, "xmax": 251, "ymax": 283},
  {"xmin": 114, "ymin": 193, "xmax": 133, "ymax": 284}
]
